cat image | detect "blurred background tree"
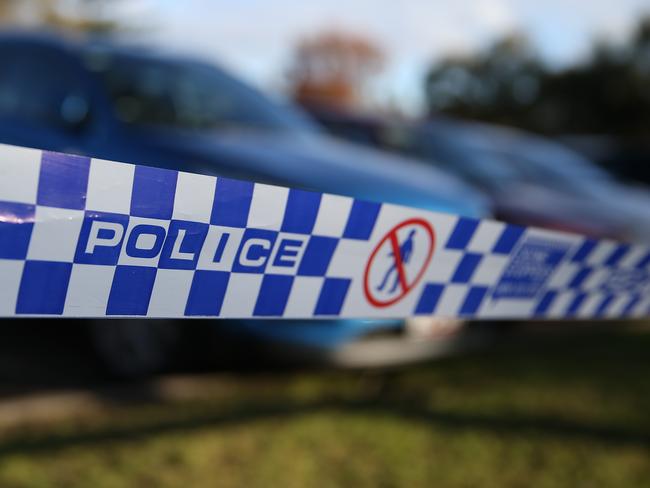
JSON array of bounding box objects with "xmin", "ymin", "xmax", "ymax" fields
[
  {"xmin": 287, "ymin": 30, "xmax": 384, "ymax": 110},
  {"xmin": 0, "ymin": 0, "xmax": 137, "ymax": 33},
  {"xmin": 425, "ymin": 16, "xmax": 650, "ymax": 139}
]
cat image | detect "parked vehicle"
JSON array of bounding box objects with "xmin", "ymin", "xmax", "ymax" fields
[
  {"xmin": 561, "ymin": 135, "xmax": 650, "ymax": 187},
  {"xmin": 0, "ymin": 32, "xmax": 490, "ymax": 376},
  {"xmin": 309, "ymin": 106, "xmax": 650, "ymax": 243}
]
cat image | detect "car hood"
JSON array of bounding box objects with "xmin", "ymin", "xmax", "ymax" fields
[
  {"xmin": 493, "ymin": 182, "xmax": 631, "ymax": 237},
  {"xmin": 138, "ymin": 128, "xmax": 489, "ymax": 218},
  {"xmin": 422, "ymin": 118, "xmax": 650, "ymax": 243}
]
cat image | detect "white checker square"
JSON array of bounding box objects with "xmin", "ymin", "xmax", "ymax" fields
[
  {"xmin": 471, "ymin": 254, "xmax": 509, "ymax": 286},
  {"xmin": 219, "ymin": 273, "xmax": 263, "ymax": 317},
  {"xmin": 197, "ymin": 226, "xmax": 245, "ymax": 271},
  {"xmin": 85, "ymin": 158, "xmax": 135, "ymax": 214},
  {"xmin": 620, "ymin": 246, "xmax": 646, "ymax": 268},
  {"xmin": 546, "ymin": 262, "xmax": 579, "ymax": 289},
  {"xmin": 172, "ymin": 171, "xmax": 216, "ymax": 223},
  {"xmin": 631, "ymin": 298, "xmax": 650, "ymax": 318},
  {"xmin": 0, "ymin": 144, "xmax": 41, "ymax": 204},
  {"xmin": 466, "ymin": 221, "xmax": 506, "ymax": 253},
  {"xmin": 548, "ymin": 291, "xmax": 575, "ymax": 318},
  {"xmin": 312, "ymin": 194, "xmax": 353, "ymax": 237},
  {"xmin": 480, "ymin": 298, "xmax": 534, "ymax": 319},
  {"xmin": 587, "ymin": 241, "xmax": 617, "ymax": 266},
  {"xmin": 64, "ymin": 264, "xmax": 116, "ymax": 316},
  {"xmin": 147, "ymin": 269, "xmax": 194, "ymax": 317},
  {"xmin": 577, "ymin": 293, "xmax": 604, "ymax": 318},
  {"xmin": 283, "ymin": 276, "xmax": 324, "ymax": 317},
  {"xmin": 435, "ymin": 284, "xmax": 468, "ymax": 317},
  {"xmin": 247, "ymin": 183, "xmax": 289, "ymax": 230},
  {"xmin": 326, "ymin": 238, "xmax": 369, "ymax": 279},
  {"xmin": 0, "ymin": 259, "xmax": 24, "ymax": 315},
  {"xmin": 427, "ymin": 212, "xmax": 463, "ymax": 247},
  {"xmin": 27, "ymin": 206, "xmax": 84, "ymax": 262},
  {"xmin": 583, "ymin": 268, "xmax": 609, "ymax": 290},
  {"xmin": 606, "ymin": 295, "xmax": 630, "ymax": 318},
  {"xmin": 118, "ymin": 217, "xmax": 169, "ymax": 267},
  {"xmin": 425, "ymin": 249, "xmax": 464, "ymax": 283},
  {"xmin": 525, "ymin": 227, "xmax": 579, "ymax": 247}
]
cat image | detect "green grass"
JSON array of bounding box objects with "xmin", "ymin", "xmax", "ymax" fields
[{"xmin": 0, "ymin": 325, "xmax": 649, "ymax": 488}]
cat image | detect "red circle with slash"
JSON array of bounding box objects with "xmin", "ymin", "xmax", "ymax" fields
[{"xmin": 364, "ymin": 218, "xmax": 435, "ymax": 307}]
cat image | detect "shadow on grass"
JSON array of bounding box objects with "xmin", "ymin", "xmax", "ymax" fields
[
  {"xmin": 0, "ymin": 397, "xmax": 649, "ymax": 458},
  {"xmin": 0, "ymin": 325, "xmax": 648, "ymax": 457}
]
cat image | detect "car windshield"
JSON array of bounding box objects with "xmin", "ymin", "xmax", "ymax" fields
[
  {"xmin": 434, "ymin": 123, "xmax": 614, "ymax": 196},
  {"xmin": 492, "ymin": 137, "xmax": 615, "ymax": 196},
  {"xmin": 86, "ymin": 49, "xmax": 317, "ymax": 134},
  {"xmin": 411, "ymin": 126, "xmax": 520, "ymax": 187}
]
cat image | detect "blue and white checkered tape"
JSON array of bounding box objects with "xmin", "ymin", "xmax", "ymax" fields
[{"xmin": 0, "ymin": 143, "xmax": 649, "ymax": 319}]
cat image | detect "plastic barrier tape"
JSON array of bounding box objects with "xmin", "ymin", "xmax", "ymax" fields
[{"xmin": 0, "ymin": 143, "xmax": 649, "ymax": 319}]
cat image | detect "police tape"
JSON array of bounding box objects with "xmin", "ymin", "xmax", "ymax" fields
[{"xmin": 0, "ymin": 143, "xmax": 649, "ymax": 320}]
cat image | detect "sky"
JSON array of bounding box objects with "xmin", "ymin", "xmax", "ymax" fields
[{"xmin": 127, "ymin": 0, "xmax": 650, "ymax": 113}]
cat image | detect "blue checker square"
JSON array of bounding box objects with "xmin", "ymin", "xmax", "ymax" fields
[
  {"xmin": 604, "ymin": 244, "xmax": 630, "ymax": 267},
  {"xmin": 571, "ymin": 239, "xmax": 597, "ymax": 263},
  {"xmin": 343, "ymin": 200, "xmax": 381, "ymax": 240},
  {"xmin": 16, "ymin": 261, "xmax": 72, "ymax": 314},
  {"xmin": 622, "ymin": 294, "xmax": 641, "ymax": 316},
  {"xmin": 74, "ymin": 211, "xmax": 129, "ymax": 265},
  {"xmin": 415, "ymin": 283, "xmax": 444, "ymax": 315},
  {"xmin": 253, "ymin": 274, "xmax": 294, "ymax": 317},
  {"xmin": 459, "ymin": 286, "xmax": 488, "ymax": 316},
  {"xmin": 0, "ymin": 201, "xmax": 34, "ymax": 260},
  {"xmin": 566, "ymin": 292, "xmax": 588, "ymax": 316},
  {"xmin": 534, "ymin": 290, "xmax": 558, "ymax": 316},
  {"xmin": 281, "ymin": 189, "xmax": 322, "ymax": 234},
  {"xmin": 445, "ymin": 217, "xmax": 479, "ymax": 250},
  {"xmin": 232, "ymin": 228, "xmax": 277, "ymax": 273},
  {"xmin": 107, "ymin": 266, "xmax": 157, "ymax": 315},
  {"xmin": 492, "ymin": 224, "xmax": 525, "ymax": 254},
  {"xmin": 159, "ymin": 220, "xmax": 209, "ymax": 270},
  {"xmin": 568, "ymin": 266, "xmax": 592, "ymax": 289},
  {"xmin": 211, "ymin": 178, "xmax": 254, "ymax": 228},
  {"xmin": 595, "ymin": 294, "xmax": 615, "ymax": 317},
  {"xmin": 130, "ymin": 165, "xmax": 178, "ymax": 220},
  {"xmin": 314, "ymin": 278, "xmax": 351, "ymax": 316},
  {"xmin": 451, "ymin": 253, "xmax": 482, "ymax": 284},
  {"xmin": 185, "ymin": 270, "xmax": 230, "ymax": 316},
  {"xmin": 636, "ymin": 252, "xmax": 650, "ymax": 270},
  {"xmin": 298, "ymin": 236, "xmax": 338, "ymax": 276},
  {"xmin": 37, "ymin": 152, "xmax": 90, "ymax": 210}
]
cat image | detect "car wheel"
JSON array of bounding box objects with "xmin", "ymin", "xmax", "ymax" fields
[{"xmin": 89, "ymin": 319, "xmax": 181, "ymax": 378}]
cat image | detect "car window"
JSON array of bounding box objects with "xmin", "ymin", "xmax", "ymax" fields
[
  {"xmin": 492, "ymin": 138, "xmax": 614, "ymax": 196},
  {"xmin": 0, "ymin": 44, "xmax": 89, "ymax": 131},
  {"xmin": 86, "ymin": 50, "xmax": 318, "ymax": 134},
  {"xmin": 408, "ymin": 127, "xmax": 519, "ymax": 188}
]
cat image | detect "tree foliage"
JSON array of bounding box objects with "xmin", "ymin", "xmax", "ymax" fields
[
  {"xmin": 0, "ymin": 0, "xmax": 130, "ymax": 34},
  {"xmin": 288, "ymin": 30, "xmax": 384, "ymax": 110},
  {"xmin": 425, "ymin": 17, "xmax": 650, "ymax": 137}
]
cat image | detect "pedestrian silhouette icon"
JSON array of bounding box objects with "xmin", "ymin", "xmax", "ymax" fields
[
  {"xmin": 364, "ymin": 218, "xmax": 435, "ymax": 308},
  {"xmin": 377, "ymin": 229, "xmax": 417, "ymax": 293}
]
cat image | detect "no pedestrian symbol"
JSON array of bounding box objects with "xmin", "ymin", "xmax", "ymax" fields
[{"xmin": 364, "ymin": 218, "xmax": 435, "ymax": 307}]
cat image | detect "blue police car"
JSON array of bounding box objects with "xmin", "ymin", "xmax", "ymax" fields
[{"xmin": 0, "ymin": 32, "xmax": 489, "ymax": 375}]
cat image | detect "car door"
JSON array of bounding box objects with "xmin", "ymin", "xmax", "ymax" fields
[{"xmin": 0, "ymin": 40, "xmax": 93, "ymax": 153}]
